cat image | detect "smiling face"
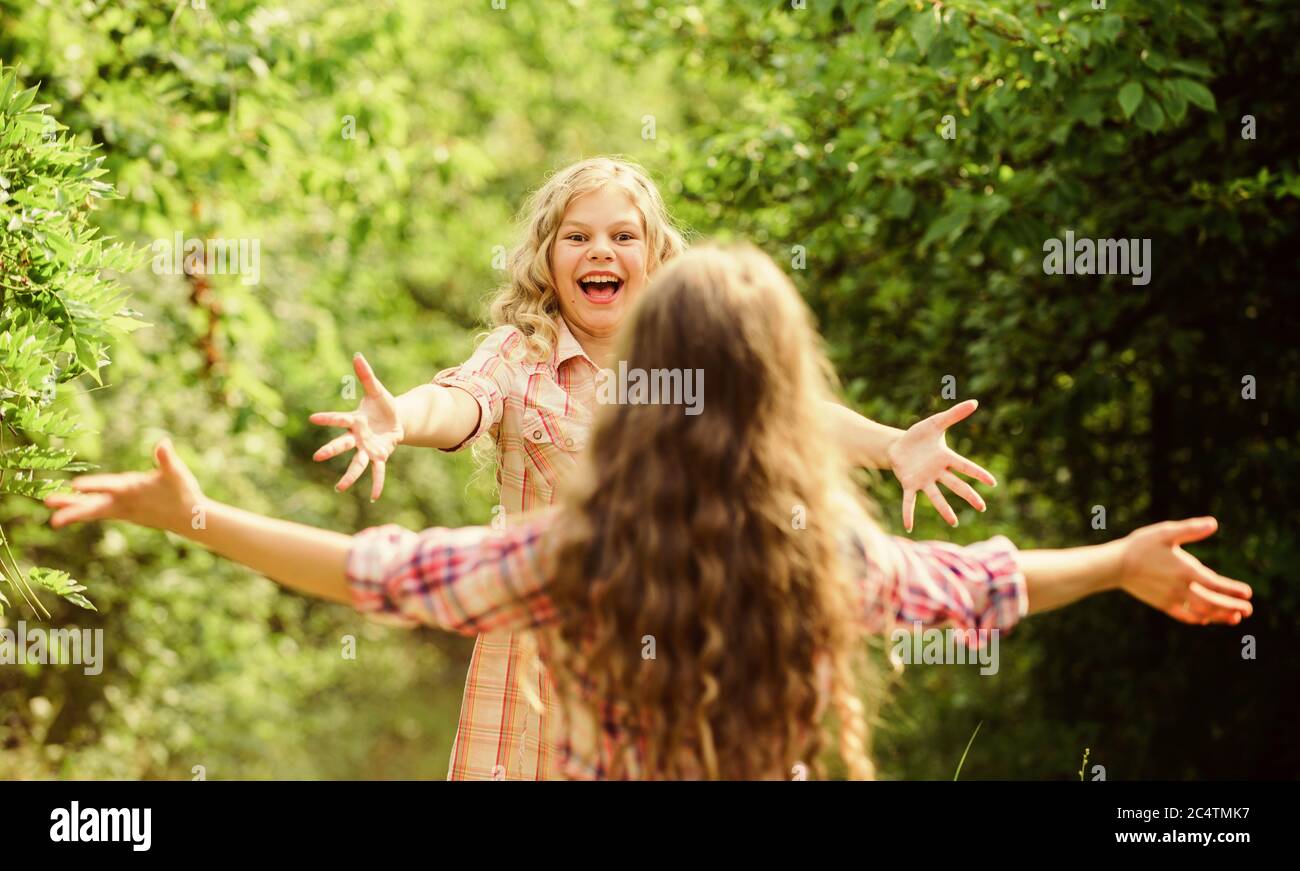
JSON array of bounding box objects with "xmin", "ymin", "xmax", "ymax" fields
[{"xmin": 550, "ymin": 185, "xmax": 649, "ymax": 346}]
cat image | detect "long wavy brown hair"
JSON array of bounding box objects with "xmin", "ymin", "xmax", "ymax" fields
[{"xmin": 542, "ymin": 242, "xmax": 880, "ymax": 780}]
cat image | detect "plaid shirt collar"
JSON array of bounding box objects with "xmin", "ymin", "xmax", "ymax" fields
[{"xmin": 552, "ymin": 315, "xmax": 598, "ymax": 371}]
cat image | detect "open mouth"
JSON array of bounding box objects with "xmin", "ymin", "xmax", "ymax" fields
[{"xmin": 578, "ymin": 274, "xmax": 624, "ymax": 304}]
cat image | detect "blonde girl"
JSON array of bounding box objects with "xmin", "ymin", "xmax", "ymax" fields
[
  {"xmin": 306, "ymin": 158, "xmax": 997, "ymax": 780},
  {"xmin": 48, "ymin": 241, "xmax": 1253, "ymax": 779}
]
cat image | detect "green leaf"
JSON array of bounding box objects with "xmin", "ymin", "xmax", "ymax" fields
[
  {"xmin": 1118, "ymin": 82, "xmax": 1144, "ymax": 120},
  {"xmin": 919, "ymin": 206, "xmax": 971, "ymax": 248},
  {"xmin": 1172, "ymin": 78, "xmax": 1217, "ymax": 112},
  {"xmin": 73, "ymin": 336, "xmax": 104, "ymax": 386},
  {"xmin": 1067, "ymin": 93, "xmax": 1104, "ymax": 128},
  {"xmin": 1134, "ymin": 97, "xmax": 1165, "ymax": 132},
  {"xmin": 1161, "ymin": 83, "xmax": 1188, "ymax": 124},
  {"xmin": 0, "ymin": 476, "xmax": 61, "ymax": 499},
  {"xmin": 44, "ymin": 230, "xmax": 75, "ymax": 262},
  {"xmin": 107, "ymin": 314, "xmax": 151, "ymax": 334},
  {"xmin": 887, "ymin": 185, "xmax": 916, "ymax": 219},
  {"xmin": 910, "ymin": 9, "xmax": 939, "ymax": 57},
  {"xmin": 1142, "ymin": 50, "xmax": 1168, "ymax": 72},
  {"xmin": 0, "ymin": 70, "xmax": 15, "ymax": 108},
  {"xmin": 28, "ymin": 567, "xmax": 96, "ymax": 612},
  {"xmin": 1167, "ymin": 59, "xmax": 1213, "ymax": 78},
  {"xmin": 0, "ymin": 444, "xmax": 76, "ymax": 471},
  {"xmin": 1096, "ymin": 14, "xmax": 1124, "ymax": 45},
  {"xmin": 11, "ymin": 84, "xmax": 39, "ymax": 113}
]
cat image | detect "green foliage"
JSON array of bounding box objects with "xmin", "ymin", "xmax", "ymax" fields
[
  {"xmin": 0, "ymin": 64, "xmax": 141, "ymax": 616},
  {"xmin": 0, "ymin": 0, "xmax": 1293, "ymax": 779}
]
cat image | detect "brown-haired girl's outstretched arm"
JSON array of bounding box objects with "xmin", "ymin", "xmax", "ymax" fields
[
  {"xmin": 1018, "ymin": 517, "xmax": 1253, "ymax": 624},
  {"xmin": 46, "ymin": 440, "xmax": 355, "ymax": 606},
  {"xmin": 826, "ymin": 399, "xmax": 997, "ymax": 533},
  {"xmin": 45, "ymin": 439, "xmax": 554, "ymax": 634},
  {"xmin": 856, "ymin": 516, "xmax": 1252, "ymax": 637}
]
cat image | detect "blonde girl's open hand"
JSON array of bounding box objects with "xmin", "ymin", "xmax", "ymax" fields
[{"xmin": 309, "ymin": 353, "xmax": 405, "ymax": 501}]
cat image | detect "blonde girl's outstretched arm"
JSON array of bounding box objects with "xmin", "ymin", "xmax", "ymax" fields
[
  {"xmin": 308, "ymin": 328, "xmax": 522, "ymax": 501},
  {"xmin": 308, "ymin": 353, "xmax": 483, "ymax": 500}
]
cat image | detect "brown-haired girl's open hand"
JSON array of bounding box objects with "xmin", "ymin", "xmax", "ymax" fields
[
  {"xmin": 1118, "ymin": 516, "xmax": 1253, "ymax": 625},
  {"xmin": 44, "ymin": 439, "xmax": 204, "ymax": 534},
  {"xmin": 308, "ymin": 352, "xmax": 405, "ymax": 501}
]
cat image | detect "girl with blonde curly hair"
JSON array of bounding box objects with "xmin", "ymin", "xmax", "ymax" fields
[
  {"xmin": 48, "ymin": 241, "xmax": 1253, "ymax": 779},
  {"xmin": 305, "ymin": 157, "xmax": 995, "ymax": 779}
]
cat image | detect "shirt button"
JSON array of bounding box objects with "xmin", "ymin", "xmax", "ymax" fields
[
  {"xmin": 564, "ymin": 438, "xmax": 574, "ymax": 447},
  {"xmin": 533, "ymin": 430, "xmax": 543, "ymax": 439}
]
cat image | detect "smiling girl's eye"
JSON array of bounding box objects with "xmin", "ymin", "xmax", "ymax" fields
[
  {"xmin": 616, "ymin": 232, "xmax": 637, "ymax": 242},
  {"xmin": 565, "ymin": 233, "xmax": 586, "ymax": 242}
]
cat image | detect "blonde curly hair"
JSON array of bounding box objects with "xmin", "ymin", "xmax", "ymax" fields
[{"xmin": 489, "ymin": 156, "xmax": 688, "ymax": 362}]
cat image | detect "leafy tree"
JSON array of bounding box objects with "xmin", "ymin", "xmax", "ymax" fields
[{"xmin": 0, "ymin": 66, "xmax": 141, "ymax": 617}]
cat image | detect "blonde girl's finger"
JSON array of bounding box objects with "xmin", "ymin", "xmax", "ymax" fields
[
  {"xmin": 939, "ymin": 471, "xmax": 986, "ymax": 513},
  {"xmin": 370, "ymin": 459, "xmax": 386, "ymax": 502},
  {"xmin": 313, "ymin": 434, "xmax": 356, "ymax": 462},
  {"xmin": 902, "ymin": 489, "xmax": 918, "ymax": 533},
  {"xmin": 948, "ymin": 454, "xmax": 997, "ymax": 488},
  {"xmin": 335, "ymin": 451, "xmax": 370, "ymax": 492},
  {"xmin": 923, "ymin": 483, "xmax": 958, "ymax": 527},
  {"xmin": 309, "ymin": 411, "xmax": 356, "ymax": 429},
  {"xmin": 353, "ymin": 353, "xmax": 388, "ymax": 400}
]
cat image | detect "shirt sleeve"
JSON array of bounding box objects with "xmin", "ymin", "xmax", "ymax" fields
[
  {"xmin": 431, "ymin": 325, "xmax": 525, "ymax": 452},
  {"xmin": 852, "ymin": 524, "xmax": 1029, "ymax": 644},
  {"xmin": 345, "ymin": 512, "xmax": 560, "ymax": 634}
]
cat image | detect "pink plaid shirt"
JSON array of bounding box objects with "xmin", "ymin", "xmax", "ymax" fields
[
  {"xmin": 430, "ymin": 317, "xmax": 597, "ymax": 780},
  {"xmin": 347, "ymin": 510, "xmax": 1029, "ymax": 780}
]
